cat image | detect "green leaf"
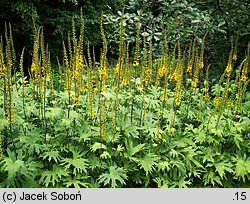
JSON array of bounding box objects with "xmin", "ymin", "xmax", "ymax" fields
[
  {"xmin": 90, "ymin": 142, "xmax": 107, "ymax": 152},
  {"xmin": 171, "ymin": 178, "xmax": 191, "ymax": 188},
  {"xmin": 41, "ymin": 150, "xmax": 61, "ymax": 163},
  {"xmin": 22, "ymin": 159, "xmax": 43, "ymax": 179},
  {"xmin": 202, "ymin": 147, "xmax": 220, "ymax": 163},
  {"xmin": 61, "ymin": 158, "xmax": 88, "ymax": 175},
  {"xmin": 138, "ymin": 153, "xmax": 157, "ymax": 175},
  {"xmin": 39, "ymin": 165, "xmax": 69, "ymax": 187},
  {"xmin": 1, "ymin": 158, "xmax": 25, "ymax": 180},
  {"xmin": 60, "ymin": 118, "xmax": 72, "ymax": 129},
  {"xmin": 232, "ymin": 134, "xmax": 244, "ymax": 149},
  {"xmin": 46, "ymin": 107, "xmax": 64, "ymax": 121},
  {"xmin": 204, "ymin": 170, "xmax": 222, "ymax": 186},
  {"xmin": 98, "ymin": 166, "xmax": 127, "ymax": 187},
  {"xmin": 158, "ymin": 161, "xmax": 170, "ymax": 172},
  {"xmin": 246, "ymin": 161, "xmax": 250, "ymax": 174},
  {"xmin": 100, "ymin": 151, "xmax": 111, "ymax": 159},
  {"xmin": 78, "ymin": 132, "xmax": 91, "ymax": 142},
  {"xmin": 63, "ymin": 175, "xmax": 89, "ymax": 188},
  {"xmin": 235, "ymin": 159, "xmax": 248, "ymax": 182},
  {"xmin": 88, "ymin": 156, "xmax": 106, "ymax": 170},
  {"xmin": 124, "ymin": 139, "xmax": 145, "ymax": 159},
  {"xmin": 213, "ymin": 161, "xmax": 233, "ymax": 179}
]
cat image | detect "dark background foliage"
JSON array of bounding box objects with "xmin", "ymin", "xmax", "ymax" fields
[{"xmin": 0, "ymin": 0, "xmax": 249, "ymax": 78}]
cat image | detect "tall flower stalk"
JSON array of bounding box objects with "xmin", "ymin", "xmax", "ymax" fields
[{"xmin": 4, "ymin": 24, "xmax": 17, "ymax": 159}]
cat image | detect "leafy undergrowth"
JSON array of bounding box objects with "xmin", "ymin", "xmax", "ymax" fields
[{"xmin": 0, "ymin": 80, "xmax": 250, "ymax": 188}]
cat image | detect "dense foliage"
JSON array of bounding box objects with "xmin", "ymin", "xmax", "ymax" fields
[{"xmin": 0, "ymin": 8, "xmax": 250, "ymax": 187}]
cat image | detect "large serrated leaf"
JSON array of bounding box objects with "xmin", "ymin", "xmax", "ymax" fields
[
  {"xmin": 1, "ymin": 158, "xmax": 25, "ymax": 180},
  {"xmin": 39, "ymin": 164, "xmax": 69, "ymax": 187},
  {"xmin": 41, "ymin": 150, "xmax": 61, "ymax": 163},
  {"xmin": 138, "ymin": 153, "xmax": 157, "ymax": 175},
  {"xmin": 235, "ymin": 159, "xmax": 248, "ymax": 182},
  {"xmin": 98, "ymin": 166, "xmax": 127, "ymax": 187},
  {"xmin": 61, "ymin": 158, "xmax": 88, "ymax": 175},
  {"xmin": 91, "ymin": 142, "xmax": 107, "ymax": 152}
]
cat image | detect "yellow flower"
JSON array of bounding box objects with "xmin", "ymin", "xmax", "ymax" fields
[
  {"xmin": 241, "ymin": 74, "xmax": 247, "ymax": 82},
  {"xmin": 191, "ymin": 78, "xmax": 198, "ymax": 88},
  {"xmin": 133, "ymin": 60, "xmax": 139, "ymax": 67},
  {"xmin": 0, "ymin": 66, "xmax": 6, "ymax": 72},
  {"xmin": 174, "ymin": 92, "xmax": 181, "ymax": 105},
  {"xmin": 31, "ymin": 62, "xmax": 36, "ymax": 72},
  {"xmin": 199, "ymin": 60, "xmax": 204, "ymax": 69},
  {"xmin": 187, "ymin": 63, "xmax": 192, "ymax": 75},
  {"xmin": 173, "ymin": 71, "xmax": 178, "ymax": 81},
  {"xmin": 168, "ymin": 74, "xmax": 174, "ymax": 81},
  {"xmin": 72, "ymin": 69, "xmax": 80, "ymax": 79},
  {"xmin": 121, "ymin": 79, "xmax": 127, "ymax": 86},
  {"xmin": 80, "ymin": 87, "xmax": 85, "ymax": 92},
  {"xmin": 161, "ymin": 93, "xmax": 168, "ymax": 101},
  {"xmin": 232, "ymin": 53, "xmax": 237, "ymax": 61},
  {"xmin": 227, "ymin": 101, "xmax": 232, "ymax": 107},
  {"xmin": 241, "ymin": 67, "xmax": 247, "ymax": 82},
  {"xmin": 203, "ymin": 87, "xmax": 209, "ymax": 97},
  {"xmin": 99, "ymin": 68, "xmax": 107, "ymax": 81},
  {"xmin": 226, "ymin": 63, "xmax": 232, "ymax": 77},
  {"xmin": 115, "ymin": 63, "xmax": 120, "ymax": 75},
  {"xmin": 76, "ymin": 55, "xmax": 84, "ymax": 69},
  {"xmin": 213, "ymin": 97, "xmax": 220, "ymax": 108}
]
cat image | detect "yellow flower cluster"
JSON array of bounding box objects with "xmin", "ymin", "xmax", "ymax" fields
[
  {"xmin": 191, "ymin": 78, "xmax": 198, "ymax": 88},
  {"xmin": 31, "ymin": 62, "xmax": 37, "ymax": 73},
  {"xmin": 213, "ymin": 97, "xmax": 220, "ymax": 108},
  {"xmin": 72, "ymin": 54, "xmax": 83, "ymax": 80},
  {"xmin": 157, "ymin": 65, "xmax": 167, "ymax": 78},
  {"xmin": 241, "ymin": 62, "xmax": 248, "ymax": 82},
  {"xmin": 227, "ymin": 100, "xmax": 233, "ymax": 107},
  {"xmin": 199, "ymin": 60, "xmax": 204, "ymax": 69},
  {"xmin": 133, "ymin": 60, "xmax": 139, "ymax": 67},
  {"xmin": 115, "ymin": 62, "xmax": 120, "ymax": 75},
  {"xmin": 203, "ymin": 87, "xmax": 209, "ymax": 97},
  {"xmin": 232, "ymin": 53, "xmax": 237, "ymax": 61},
  {"xmin": 161, "ymin": 91, "xmax": 168, "ymax": 101},
  {"xmin": 0, "ymin": 65, "xmax": 7, "ymax": 72},
  {"xmin": 174, "ymin": 92, "xmax": 181, "ymax": 105},
  {"xmin": 6, "ymin": 103, "xmax": 15, "ymax": 124},
  {"xmin": 187, "ymin": 62, "xmax": 192, "ymax": 75},
  {"xmin": 121, "ymin": 78, "xmax": 128, "ymax": 86},
  {"xmin": 99, "ymin": 67, "xmax": 108, "ymax": 81},
  {"xmin": 226, "ymin": 63, "xmax": 232, "ymax": 77}
]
